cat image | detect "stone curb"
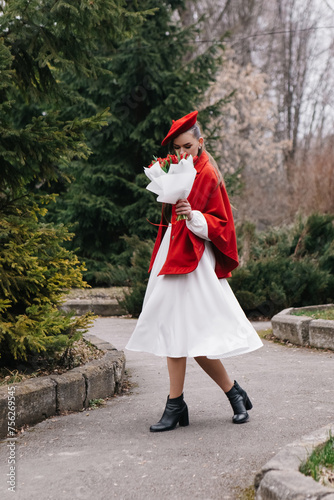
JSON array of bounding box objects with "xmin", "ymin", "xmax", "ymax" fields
[
  {"xmin": 60, "ymin": 299, "xmax": 126, "ymax": 316},
  {"xmin": 0, "ymin": 334, "xmax": 125, "ymax": 440},
  {"xmin": 271, "ymin": 304, "xmax": 334, "ymax": 350},
  {"xmin": 255, "ymin": 422, "xmax": 334, "ymax": 499}
]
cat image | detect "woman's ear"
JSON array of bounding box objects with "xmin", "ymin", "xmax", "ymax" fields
[{"xmin": 199, "ymin": 137, "xmax": 204, "ymax": 147}]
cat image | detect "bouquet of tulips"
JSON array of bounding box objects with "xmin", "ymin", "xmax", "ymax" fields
[{"xmin": 144, "ymin": 152, "xmax": 197, "ymax": 221}]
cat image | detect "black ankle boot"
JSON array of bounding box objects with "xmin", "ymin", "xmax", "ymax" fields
[
  {"xmin": 225, "ymin": 380, "xmax": 252, "ymax": 424},
  {"xmin": 150, "ymin": 394, "xmax": 189, "ymax": 432},
  {"xmin": 234, "ymin": 380, "xmax": 253, "ymax": 410}
]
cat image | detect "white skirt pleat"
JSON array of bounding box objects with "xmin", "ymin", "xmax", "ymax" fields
[{"xmin": 125, "ymin": 226, "xmax": 263, "ymax": 359}]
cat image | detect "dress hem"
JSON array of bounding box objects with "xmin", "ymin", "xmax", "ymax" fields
[{"xmin": 125, "ymin": 343, "xmax": 263, "ymax": 360}]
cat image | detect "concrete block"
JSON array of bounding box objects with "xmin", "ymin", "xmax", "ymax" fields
[
  {"xmin": 271, "ymin": 313, "xmax": 311, "ymax": 345},
  {"xmin": 106, "ymin": 351, "xmax": 126, "ymax": 393},
  {"xmin": 49, "ymin": 371, "xmax": 86, "ymax": 413},
  {"xmin": 60, "ymin": 299, "xmax": 126, "ymax": 316},
  {"xmin": 259, "ymin": 444, "xmax": 309, "ymax": 474},
  {"xmin": 84, "ymin": 333, "xmax": 118, "ymax": 352},
  {"xmin": 293, "ymin": 304, "xmax": 334, "ymax": 313},
  {"xmin": 72, "ymin": 354, "xmax": 116, "ymax": 406},
  {"xmin": 0, "ymin": 386, "xmax": 11, "ymax": 439},
  {"xmin": 94, "ymin": 343, "xmax": 118, "ymax": 351},
  {"xmin": 256, "ymin": 469, "xmax": 333, "ymax": 499},
  {"xmin": 299, "ymin": 423, "xmax": 334, "ymax": 448},
  {"xmin": 309, "ymin": 319, "xmax": 334, "ymax": 349},
  {"xmin": 13, "ymin": 378, "xmax": 56, "ymax": 429}
]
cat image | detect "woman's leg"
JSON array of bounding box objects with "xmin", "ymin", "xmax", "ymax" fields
[
  {"xmin": 150, "ymin": 357, "xmax": 188, "ymax": 432},
  {"xmin": 194, "ymin": 356, "xmax": 233, "ymax": 392},
  {"xmin": 194, "ymin": 356, "xmax": 251, "ymax": 423},
  {"xmin": 167, "ymin": 356, "xmax": 187, "ymax": 398}
]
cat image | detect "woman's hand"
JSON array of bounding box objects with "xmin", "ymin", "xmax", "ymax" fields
[{"xmin": 175, "ymin": 199, "xmax": 193, "ymax": 221}]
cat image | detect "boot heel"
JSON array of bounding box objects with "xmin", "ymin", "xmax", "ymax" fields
[
  {"xmin": 234, "ymin": 380, "xmax": 253, "ymax": 411},
  {"xmin": 245, "ymin": 396, "xmax": 253, "ymax": 410},
  {"xmin": 179, "ymin": 406, "xmax": 189, "ymax": 427}
]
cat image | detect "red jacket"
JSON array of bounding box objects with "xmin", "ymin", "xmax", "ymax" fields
[{"xmin": 148, "ymin": 151, "xmax": 239, "ymax": 278}]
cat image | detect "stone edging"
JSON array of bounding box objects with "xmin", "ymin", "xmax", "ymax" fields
[
  {"xmin": 271, "ymin": 304, "xmax": 334, "ymax": 350},
  {"xmin": 0, "ymin": 334, "xmax": 125, "ymax": 440},
  {"xmin": 255, "ymin": 422, "xmax": 334, "ymax": 499},
  {"xmin": 60, "ymin": 298, "xmax": 126, "ymax": 316}
]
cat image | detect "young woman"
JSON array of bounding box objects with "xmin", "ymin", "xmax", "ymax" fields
[{"xmin": 126, "ymin": 111, "xmax": 263, "ymax": 432}]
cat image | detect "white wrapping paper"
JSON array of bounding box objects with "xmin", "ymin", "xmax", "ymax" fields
[{"xmin": 144, "ymin": 156, "xmax": 196, "ymax": 204}]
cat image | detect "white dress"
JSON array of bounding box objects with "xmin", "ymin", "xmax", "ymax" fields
[{"xmin": 125, "ymin": 211, "xmax": 263, "ymax": 359}]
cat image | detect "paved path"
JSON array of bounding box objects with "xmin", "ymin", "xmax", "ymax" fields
[{"xmin": 0, "ymin": 318, "xmax": 333, "ymax": 500}]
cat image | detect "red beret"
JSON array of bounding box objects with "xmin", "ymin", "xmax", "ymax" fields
[{"xmin": 161, "ymin": 110, "xmax": 198, "ymax": 146}]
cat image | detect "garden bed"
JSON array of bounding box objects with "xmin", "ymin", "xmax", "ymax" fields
[
  {"xmin": 271, "ymin": 304, "xmax": 334, "ymax": 350},
  {"xmin": 0, "ymin": 338, "xmax": 104, "ymax": 386},
  {"xmin": 292, "ymin": 307, "xmax": 334, "ymax": 321}
]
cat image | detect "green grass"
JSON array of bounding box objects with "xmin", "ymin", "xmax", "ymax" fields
[
  {"xmin": 299, "ymin": 434, "xmax": 334, "ymax": 483},
  {"xmin": 0, "ymin": 368, "xmax": 36, "ymax": 386},
  {"xmin": 234, "ymin": 485, "xmax": 255, "ymax": 500},
  {"xmin": 256, "ymin": 328, "xmax": 273, "ymax": 339},
  {"xmin": 88, "ymin": 398, "xmax": 106, "ymax": 409},
  {"xmin": 292, "ymin": 308, "xmax": 334, "ymax": 320}
]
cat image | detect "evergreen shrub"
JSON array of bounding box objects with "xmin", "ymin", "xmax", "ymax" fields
[
  {"xmin": 230, "ymin": 213, "xmax": 334, "ymax": 317},
  {"xmin": 0, "ymin": 197, "xmax": 93, "ymax": 366},
  {"xmin": 117, "ymin": 235, "xmax": 154, "ymax": 317}
]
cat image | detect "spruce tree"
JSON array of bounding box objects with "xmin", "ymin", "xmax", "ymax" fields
[
  {"xmin": 0, "ymin": 0, "xmax": 149, "ymax": 363},
  {"xmin": 0, "ymin": 0, "xmax": 150, "ymax": 191},
  {"xmin": 52, "ymin": 0, "xmax": 225, "ymax": 285}
]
